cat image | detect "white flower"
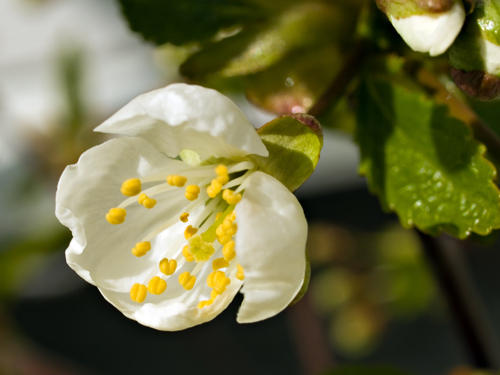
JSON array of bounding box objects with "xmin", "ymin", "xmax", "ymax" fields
[
  {"xmin": 389, "ymin": 1, "xmax": 465, "ymax": 56},
  {"xmin": 55, "ymin": 83, "xmax": 308, "ymax": 330},
  {"xmin": 479, "ymin": 37, "xmax": 500, "ymax": 76}
]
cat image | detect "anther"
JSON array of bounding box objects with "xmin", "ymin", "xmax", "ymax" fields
[
  {"xmin": 184, "ymin": 225, "xmax": 198, "ymax": 239},
  {"xmin": 167, "ymin": 175, "xmax": 187, "ymax": 187},
  {"xmin": 159, "ymin": 258, "xmax": 177, "ymax": 275},
  {"xmin": 210, "ymin": 290, "xmax": 219, "ymax": 301},
  {"xmin": 215, "ymin": 165, "xmax": 228, "ymax": 176},
  {"xmin": 147, "ymin": 276, "xmax": 167, "ymax": 295},
  {"xmin": 185, "ymin": 185, "xmax": 200, "ymax": 201},
  {"xmin": 179, "ymin": 272, "xmax": 196, "ymax": 290},
  {"xmin": 138, "ymin": 193, "xmax": 157, "ymax": 209},
  {"xmin": 212, "ymin": 257, "xmax": 229, "ymax": 271},
  {"xmin": 180, "ymin": 212, "xmax": 189, "ymax": 222},
  {"xmin": 197, "ymin": 299, "xmax": 213, "ymax": 309},
  {"xmin": 131, "ymin": 241, "xmax": 151, "ymax": 257},
  {"xmin": 236, "ymin": 264, "xmax": 245, "ymax": 280},
  {"xmin": 214, "ymin": 273, "xmax": 231, "ymax": 295},
  {"xmin": 218, "ymin": 235, "xmax": 232, "ymax": 246},
  {"xmin": 106, "ymin": 208, "xmax": 127, "ymax": 225},
  {"xmin": 222, "ymin": 241, "xmax": 236, "ymax": 261},
  {"xmin": 222, "ymin": 189, "xmax": 241, "ymax": 205},
  {"xmin": 182, "ymin": 245, "xmax": 194, "ymax": 262},
  {"xmin": 216, "ymin": 174, "xmax": 229, "ymax": 185},
  {"xmin": 207, "ymin": 179, "xmax": 222, "ymax": 198},
  {"xmin": 121, "ymin": 178, "xmax": 142, "ymax": 196},
  {"xmin": 207, "ymin": 271, "xmax": 230, "ymax": 294},
  {"xmin": 130, "ymin": 283, "xmax": 147, "ymax": 303}
]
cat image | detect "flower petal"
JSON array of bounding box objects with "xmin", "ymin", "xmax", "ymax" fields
[
  {"xmin": 234, "ymin": 171, "xmax": 307, "ymax": 323},
  {"xmin": 56, "ymin": 137, "xmax": 190, "ymax": 292},
  {"xmin": 99, "ymin": 271, "xmax": 244, "ymax": 331},
  {"xmin": 95, "ymin": 83, "xmax": 268, "ymax": 160},
  {"xmin": 390, "ymin": 1, "xmax": 465, "ymax": 56}
]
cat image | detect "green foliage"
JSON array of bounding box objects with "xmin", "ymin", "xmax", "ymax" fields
[
  {"xmin": 356, "ymin": 76, "xmax": 500, "ymax": 239},
  {"xmin": 117, "ymin": 0, "xmax": 264, "ymax": 46}
]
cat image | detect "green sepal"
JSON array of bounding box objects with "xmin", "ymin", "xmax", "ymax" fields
[
  {"xmin": 251, "ymin": 113, "xmax": 323, "ymax": 192},
  {"xmin": 376, "ymin": 0, "xmax": 455, "ymax": 19}
]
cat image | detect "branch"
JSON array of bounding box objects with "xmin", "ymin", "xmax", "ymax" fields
[{"xmin": 417, "ymin": 231, "xmax": 500, "ymax": 369}]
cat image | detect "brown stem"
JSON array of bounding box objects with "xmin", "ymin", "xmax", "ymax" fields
[
  {"xmin": 417, "ymin": 231, "xmax": 500, "ymax": 369},
  {"xmin": 308, "ymin": 39, "xmax": 370, "ymax": 118}
]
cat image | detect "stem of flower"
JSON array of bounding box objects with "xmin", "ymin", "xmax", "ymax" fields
[
  {"xmin": 308, "ymin": 38, "xmax": 371, "ymax": 118},
  {"xmin": 417, "ymin": 230, "xmax": 500, "ymax": 369}
]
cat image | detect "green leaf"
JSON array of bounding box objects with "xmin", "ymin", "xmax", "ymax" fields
[
  {"xmin": 117, "ymin": 0, "xmax": 263, "ymax": 46},
  {"xmin": 321, "ymin": 365, "xmax": 413, "ymax": 375},
  {"xmin": 251, "ymin": 113, "xmax": 323, "ymax": 192},
  {"xmin": 181, "ymin": 2, "xmax": 352, "ymax": 80},
  {"xmin": 356, "ymin": 76, "xmax": 500, "ymax": 239}
]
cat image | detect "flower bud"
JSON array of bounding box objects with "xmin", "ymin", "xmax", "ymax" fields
[
  {"xmin": 449, "ymin": 0, "xmax": 500, "ymax": 100},
  {"xmin": 377, "ymin": 0, "xmax": 465, "ymax": 56}
]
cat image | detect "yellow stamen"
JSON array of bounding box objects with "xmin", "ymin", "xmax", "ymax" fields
[
  {"xmin": 131, "ymin": 241, "xmax": 151, "ymax": 257},
  {"xmin": 207, "ymin": 178, "xmax": 222, "ymax": 198},
  {"xmin": 216, "ymin": 174, "xmax": 229, "ymax": 185},
  {"xmin": 218, "ymin": 235, "xmax": 232, "ymax": 246},
  {"xmin": 106, "ymin": 208, "xmax": 126, "ymax": 225},
  {"xmin": 184, "ymin": 225, "xmax": 198, "ymax": 239},
  {"xmin": 147, "ymin": 276, "xmax": 167, "ymax": 295},
  {"xmin": 228, "ymin": 211, "xmax": 236, "ymax": 221},
  {"xmin": 180, "ymin": 212, "xmax": 189, "ymax": 223},
  {"xmin": 138, "ymin": 193, "xmax": 156, "ymax": 209},
  {"xmin": 222, "ymin": 240, "xmax": 236, "ymax": 261},
  {"xmin": 236, "ymin": 264, "xmax": 245, "ymax": 280},
  {"xmin": 214, "ymin": 274, "xmax": 231, "ymax": 295},
  {"xmin": 167, "ymin": 175, "xmax": 187, "ymax": 187},
  {"xmin": 207, "ymin": 271, "xmax": 230, "ymax": 294},
  {"xmin": 210, "ymin": 289, "xmax": 219, "ymax": 301},
  {"xmin": 222, "ymin": 189, "xmax": 241, "ymax": 205},
  {"xmin": 182, "ymin": 245, "xmax": 194, "ymax": 262},
  {"xmin": 121, "ymin": 178, "xmax": 141, "ymax": 196},
  {"xmin": 215, "ymin": 224, "xmax": 225, "ymax": 239},
  {"xmin": 130, "ymin": 283, "xmax": 147, "ymax": 303},
  {"xmin": 179, "ymin": 272, "xmax": 196, "ymax": 290},
  {"xmin": 207, "ymin": 271, "xmax": 220, "ymax": 288},
  {"xmin": 188, "ymin": 235, "xmax": 215, "ymax": 262},
  {"xmin": 185, "ymin": 185, "xmax": 200, "ymax": 201},
  {"xmin": 215, "ymin": 212, "xmax": 223, "ymax": 221},
  {"xmin": 215, "ymin": 164, "xmax": 228, "ymax": 176},
  {"xmin": 159, "ymin": 258, "xmax": 177, "ymax": 275},
  {"xmin": 212, "ymin": 257, "xmax": 229, "ymax": 271},
  {"xmin": 197, "ymin": 299, "xmax": 214, "ymax": 309}
]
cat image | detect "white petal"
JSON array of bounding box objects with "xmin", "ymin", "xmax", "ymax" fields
[
  {"xmin": 99, "ymin": 274, "xmax": 243, "ymax": 331},
  {"xmin": 95, "ymin": 83, "xmax": 268, "ymax": 160},
  {"xmin": 390, "ymin": 1, "xmax": 465, "ymax": 56},
  {"xmin": 479, "ymin": 38, "xmax": 500, "ymax": 76},
  {"xmin": 235, "ymin": 171, "xmax": 307, "ymax": 323},
  {"xmin": 56, "ymin": 137, "xmax": 190, "ymax": 292}
]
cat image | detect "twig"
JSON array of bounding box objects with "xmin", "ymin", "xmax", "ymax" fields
[
  {"xmin": 417, "ymin": 230, "xmax": 500, "ymax": 369},
  {"xmin": 308, "ymin": 39, "xmax": 370, "ymax": 118}
]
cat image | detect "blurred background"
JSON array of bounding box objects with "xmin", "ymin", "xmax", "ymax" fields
[{"xmin": 1, "ymin": 0, "xmax": 500, "ymax": 374}]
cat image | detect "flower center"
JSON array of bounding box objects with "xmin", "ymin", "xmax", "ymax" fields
[{"xmin": 105, "ymin": 161, "xmax": 253, "ymax": 309}]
